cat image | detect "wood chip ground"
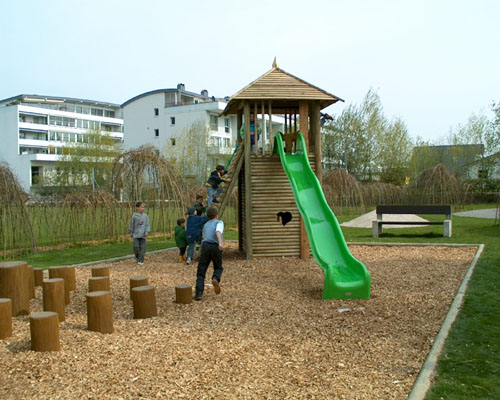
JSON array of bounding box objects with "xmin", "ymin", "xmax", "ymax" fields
[{"xmin": 0, "ymin": 244, "xmax": 477, "ymax": 399}]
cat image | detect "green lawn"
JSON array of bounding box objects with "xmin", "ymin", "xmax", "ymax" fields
[{"xmin": 16, "ymin": 209, "xmax": 500, "ymax": 398}]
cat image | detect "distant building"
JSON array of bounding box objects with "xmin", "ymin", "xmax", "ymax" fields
[
  {"xmin": 0, "ymin": 95, "xmax": 123, "ymax": 191},
  {"xmin": 463, "ymin": 152, "xmax": 500, "ymax": 179},
  {"xmin": 122, "ymin": 84, "xmax": 283, "ymax": 181}
]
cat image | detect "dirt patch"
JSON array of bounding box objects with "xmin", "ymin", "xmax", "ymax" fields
[{"xmin": 0, "ymin": 244, "xmax": 477, "ymax": 399}]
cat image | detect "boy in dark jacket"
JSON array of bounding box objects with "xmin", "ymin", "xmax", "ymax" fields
[
  {"xmin": 193, "ymin": 194, "xmax": 206, "ymax": 216},
  {"xmin": 174, "ymin": 218, "xmax": 187, "ymax": 262},
  {"xmin": 185, "ymin": 207, "xmax": 209, "ymax": 264},
  {"xmin": 205, "ymin": 165, "xmax": 231, "ymax": 206}
]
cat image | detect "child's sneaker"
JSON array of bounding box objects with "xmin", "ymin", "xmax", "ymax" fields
[
  {"xmin": 212, "ymin": 279, "xmax": 221, "ymax": 295},
  {"xmin": 186, "ymin": 257, "xmax": 191, "ymax": 265},
  {"xmin": 138, "ymin": 261, "xmax": 144, "ymax": 265},
  {"xmin": 178, "ymin": 255, "xmax": 184, "ymax": 263},
  {"xmin": 194, "ymin": 292, "xmax": 203, "ymax": 301}
]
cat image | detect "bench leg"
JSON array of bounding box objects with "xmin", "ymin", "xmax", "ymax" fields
[
  {"xmin": 443, "ymin": 220, "xmax": 452, "ymax": 237},
  {"xmin": 372, "ymin": 221, "xmax": 380, "ymax": 238}
]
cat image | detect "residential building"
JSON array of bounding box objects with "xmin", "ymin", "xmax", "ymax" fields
[
  {"xmin": 0, "ymin": 94, "xmax": 123, "ymax": 191},
  {"xmin": 122, "ymin": 84, "xmax": 283, "ymax": 181}
]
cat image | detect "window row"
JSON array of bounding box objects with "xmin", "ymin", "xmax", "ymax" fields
[
  {"xmin": 19, "ymin": 130, "xmax": 122, "ymax": 144},
  {"xmin": 20, "ymin": 102, "xmax": 116, "ymax": 117}
]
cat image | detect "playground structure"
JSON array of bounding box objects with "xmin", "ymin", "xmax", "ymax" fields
[{"xmin": 218, "ymin": 60, "xmax": 370, "ymax": 299}]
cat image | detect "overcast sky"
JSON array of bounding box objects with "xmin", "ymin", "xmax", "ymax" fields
[{"xmin": 1, "ymin": 0, "xmax": 499, "ymax": 141}]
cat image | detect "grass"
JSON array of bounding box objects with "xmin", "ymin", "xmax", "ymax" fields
[
  {"xmin": 14, "ymin": 206, "xmax": 500, "ymax": 398},
  {"xmin": 19, "ymin": 229, "xmax": 239, "ymax": 269}
]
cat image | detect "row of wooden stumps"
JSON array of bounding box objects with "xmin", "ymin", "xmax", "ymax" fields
[{"xmin": 0, "ymin": 261, "xmax": 194, "ymax": 352}]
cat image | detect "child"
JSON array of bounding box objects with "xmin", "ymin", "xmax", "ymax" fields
[
  {"xmin": 185, "ymin": 207, "xmax": 209, "ymax": 265},
  {"xmin": 194, "ymin": 206, "xmax": 225, "ymax": 301},
  {"xmin": 205, "ymin": 165, "xmax": 231, "ymax": 206},
  {"xmin": 128, "ymin": 202, "xmax": 150, "ymax": 265},
  {"xmin": 174, "ymin": 218, "xmax": 187, "ymax": 262},
  {"xmin": 193, "ymin": 194, "xmax": 206, "ymax": 216}
]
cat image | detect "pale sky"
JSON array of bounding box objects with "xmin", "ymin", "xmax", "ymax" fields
[{"xmin": 1, "ymin": 0, "xmax": 499, "ymax": 141}]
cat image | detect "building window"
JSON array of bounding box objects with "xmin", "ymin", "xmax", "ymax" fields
[
  {"xmin": 154, "ymin": 108, "xmax": 159, "ymax": 116},
  {"xmin": 154, "ymin": 129, "xmax": 159, "ymax": 137},
  {"xmin": 210, "ymin": 115, "xmax": 218, "ymax": 131},
  {"xmin": 478, "ymin": 170, "xmax": 488, "ymax": 179},
  {"xmin": 171, "ymin": 138, "xmax": 176, "ymax": 146},
  {"xmin": 31, "ymin": 166, "xmax": 40, "ymax": 185},
  {"xmin": 104, "ymin": 110, "xmax": 115, "ymax": 118},
  {"xmin": 224, "ymin": 118, "xmax": 230, "ymax": 133},
  {"xmin": 170, "ymin": 117, "xmax": 175, "ymax": 125}
]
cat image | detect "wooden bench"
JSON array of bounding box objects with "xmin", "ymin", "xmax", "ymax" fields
[{"xmin": 372, "ymin": 205, "xmax": 452, "ymax": 238}]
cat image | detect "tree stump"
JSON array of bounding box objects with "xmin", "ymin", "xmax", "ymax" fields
[
  {"xmin": 66, "ymin": 266, "xmax": 76, "ymax": 291},
  {"xmin": 175, "ymin": 284, "xmax": 193, "ymax": 304},
  {"xmin": 0, "ymin": 298, "xmax": 13, "ymax": 339},
  {"xmin": 129, "ymin": 276, "xmax": 148, "ymax": 299},
  {"xmin": 33, "ymin": 267, "xmax": 45, "ymax": 287},
  {"xmin": 131, "ymin": 286, "xmax": 157, "ymax": 319},
  {"xmin": 27, "ymin": 266, "xmax": 35, "ymax": 299},
  {"xmin": 86, "ymin": 291, "xmax": 113, "ymax": 333},
  {"xmin": 42, "ymin": 278, "xmax": 65, "ymax": 322},
  {"xmin": 30, "ymin": 311, "xmax": 60, "ymax": 352},
  {"xmin": 48, "ymin": 266, "xmax": 71, "ymax": 305},
  {"xmin": 88, "ymin": 276, "xmax": 110, "ymax": 292},
  {"xmin": 0, "ymin": 261, "xmax": 30, "ymax": 316},
  {"xmin": 91, "ymin": 265, "xmax": 110, "ymax": 277}
]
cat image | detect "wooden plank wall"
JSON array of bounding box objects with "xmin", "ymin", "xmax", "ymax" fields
[{"xmin": 246, "ymin": 153, "xmax": 316, "ymax": 258}]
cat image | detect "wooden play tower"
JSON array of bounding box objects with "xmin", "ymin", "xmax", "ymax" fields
[{"xmin": 218, "ymin": 59, "xmax": 343, "ymax": 259}]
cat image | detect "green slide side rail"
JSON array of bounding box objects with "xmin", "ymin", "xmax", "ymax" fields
[{"xmin": 274, "ymin": 132, "xmax": 370, "ymax": 299}]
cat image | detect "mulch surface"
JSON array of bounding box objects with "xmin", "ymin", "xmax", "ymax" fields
[{"xmin": 0, "ymin": 244, "xmax": 477, "ymax": 399}]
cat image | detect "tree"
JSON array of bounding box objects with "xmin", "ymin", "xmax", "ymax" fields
[
  {"xmin": 52, "ymin": 129, "xmax": 122, "ymax": 190},
  {"xmin": 162, "ymin": 120, "xmax": 211, "ymax": 184},
  {"xmin": 323, "ymin": 89, "xmax": 413, "ymax": 184}
]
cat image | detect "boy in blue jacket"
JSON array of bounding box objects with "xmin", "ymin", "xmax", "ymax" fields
[{"xmin": 185, "ymin": 207, "xmax": 209, "ymax": 264}]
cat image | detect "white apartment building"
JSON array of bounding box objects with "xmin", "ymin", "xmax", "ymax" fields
[
  {"xmin": 122, "ymin": 84, "xmax": 238, "ymax": 179},
  {"xmin": 0, "ymin": 94, "xmax": 123, "ymax": 191}
]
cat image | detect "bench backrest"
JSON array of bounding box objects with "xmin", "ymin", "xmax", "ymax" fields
[{"xmin": 376, "ymin": 205, "xmax": 452, "ymax": 215}]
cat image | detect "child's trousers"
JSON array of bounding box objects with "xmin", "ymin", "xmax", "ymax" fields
[
  {"xmin": 195, "ymin": 242, "xmax": 223, "ymax": 294},
  {"xmin": 133, "ymin": 238, "xmax": 147, "ymax": 263}
]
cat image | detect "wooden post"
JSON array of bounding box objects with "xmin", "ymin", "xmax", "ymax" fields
[
  {"xmin": 299, "ymin": 101, "xmax": 310, "ymax": 260},
  {"xmin": 91, "ymin": 265, "xmax": 110, "ymax": 277},
  {"xmin": 0, "ymin": 261, "xmax": 30, "ymax": 316},
  {"xmin": 42, "ymin": 278, "xmax": 65, "ymax": 322},
  {"xmin": 310, "ymin": 101, "xmax": 322, "ymax": 184},
  {"xmin": 89, "ymin": 276, "xmax": 110, "ymax": 292},
  {"xmin": 0, "ymin": 298, "xmax": 13, "ymax": 339},
  {"xmin": 48, "ymin": 266, "xmax": 71, "ymax": 305},
  {"xmin": 268, "ymin": 101, "xmax": 273, "ymax": 149},
  {"xmin": 86, "ymin": 291, "xmax": 113, "ymax": 334},
  {"xmin": 30, "ymin": 311, "xmax": 60, "ymax": 352},
  {"xmin": 66, "ymin": 266, "xmax": 76, "ymax": 291},
  {"xmin": 175, "ymin": 284, "xmax": 192, "ymax": 304},
  {"xmin": 33, "ymin": 267, "xmax": 45, "ymax": 287},
  {"xmin": 131, "ymin": 286, "xmax": 157, "ymax": 319},
  {"xmin": 244, "ymin": 101, "xmax": 253, "ymax": 259},
  {"xmin": 27, "ymin": 266, "xmax": 35, "ymax": 299},
  {"xmin": 130, "ymin": 276, "xmax": 148, "ymax": 299}
]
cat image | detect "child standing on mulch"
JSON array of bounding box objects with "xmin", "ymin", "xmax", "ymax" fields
[
  {"xmin": 194, "ymin": 206, "xmax": 225, "ymax": 301},
  {"xmin": 174, "ymin": 218, "xmax": 187, "ymax": 263},
  {"xmin": 128, "ymin": 201, "xmax": 150, "ymax": 265},
  {"xmin": 185, "ymin": 207, "xmax": 209, "ymax": 265}
]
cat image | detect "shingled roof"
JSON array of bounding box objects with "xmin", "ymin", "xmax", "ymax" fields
[{"xmin": 221, "ymin": 60, "xmax": 343, "ymax": 115}]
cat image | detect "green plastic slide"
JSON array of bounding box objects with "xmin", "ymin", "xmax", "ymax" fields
[{"xmin": 274, "ymin": 132, "xmax": 370, "ymax": 299}]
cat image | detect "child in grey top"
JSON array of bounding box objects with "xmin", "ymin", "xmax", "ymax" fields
[{"xmin": 128, "ymin": 202, "xmax": 150, "ymax": 264}]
